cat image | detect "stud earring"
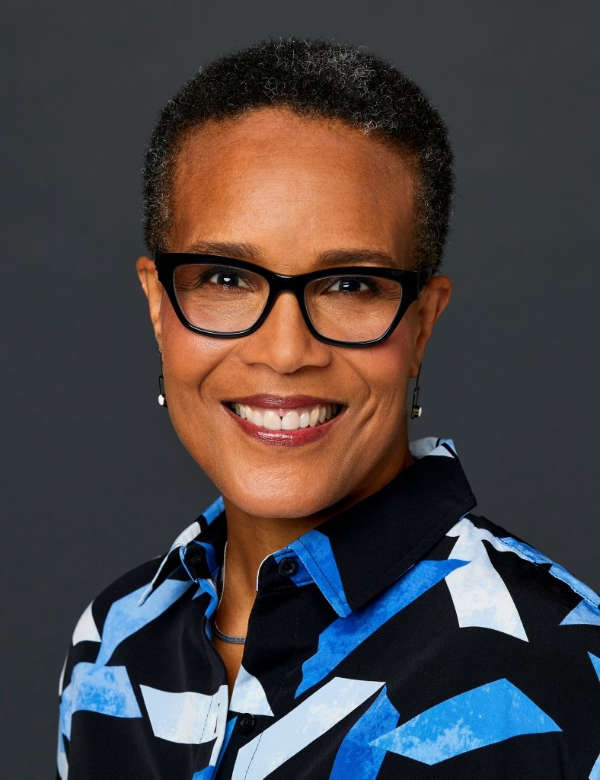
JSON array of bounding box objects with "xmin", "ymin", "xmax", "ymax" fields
[
  {"xmin": 410, "ymin": 363, "xmax": 423, "ymax": 419},
  {"xmin": 157, "ymin": 373, "xmax": 167, "ymax": 408}
]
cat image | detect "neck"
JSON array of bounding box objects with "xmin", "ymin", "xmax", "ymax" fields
[{"xmin": 214, "ymin": 440, "xmax": 414, "ymax": 637}]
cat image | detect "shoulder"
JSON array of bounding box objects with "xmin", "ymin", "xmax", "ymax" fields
[
  {"xmin": 59, "ymin": 514, "xmax": 211, "ymax": 676},
  {"xmin": 57, "ymin": 533, "xmax": 204, "ymax": 700},
  {"xmin": 74, "ymin": 555, "xmax": 165, "ymax": 634},
  {"xmin": 446, "ymin": 511, "xmax": 600, "ymax": 625},
  {"xmin": 442, "ymin": 510, "xmax": 600, "ymax": 686},
  {"xmin": 56, "ymin": 548, "xmax": 203, "ymax": 777},
  {"xmin": 438, "ymin": 512, "xmax": 600, "ymax": 772},
  {"xmin": 57, "ymin": 554, "xmax": 164, "ymax": 688}
]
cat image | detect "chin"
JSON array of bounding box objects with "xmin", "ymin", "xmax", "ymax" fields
[{"xmin": 228, "ymin": 481, "xmax": 339, "ymax": 520}]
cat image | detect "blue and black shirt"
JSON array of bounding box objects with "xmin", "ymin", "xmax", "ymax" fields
[{"xmin": 56, "ymin": 436, "xmax": 600, "ymax": 778}]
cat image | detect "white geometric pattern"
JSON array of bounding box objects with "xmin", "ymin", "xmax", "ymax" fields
[
  {"xmin": 446, "ymin": 517, "xmax": 528, "ymax": 641},
  {"xmin": 229, "ymin": 664, "xmax": 274, "ymax": 716}
]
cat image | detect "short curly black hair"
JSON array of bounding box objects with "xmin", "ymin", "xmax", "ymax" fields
[{"xmin": 142, "ymin": 36, "xmax": 454, "ymax": 272}]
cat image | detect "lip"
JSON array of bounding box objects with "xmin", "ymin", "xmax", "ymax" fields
[
  {"xmin": 222, "ymin": 401, "xmax": 346, "ymax": 447},
  {"xmin": 222, "ymin": 394, "xmax": 343, "ymax": 409}
]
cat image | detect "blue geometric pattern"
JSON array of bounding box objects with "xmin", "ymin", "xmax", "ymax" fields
[
  {"xmin": 436, "ymin": 437, "xmax": 457, "ymax": 456},
  {"xmin": 193, "ymin": 579, "xmax": 219, "ymax": 638},
  {"xmin": 190, "ymin": 716, "xmax": 237, "ymax": 779},
  {"xmin": 231, "ymin": 677, "xmax": 385, "ymax": 779},
  {"xmin": 191, "ymin": 767, "xmax": 215, "ymax": 780},
  {"xmin": 295, "ymin": 559, "xmax": 467, "ymax": 697},
  {"xmin": 59, "ymin": 662, "xmax": 141, "ymax": 740},
  {"xmin": 96, "ymin": 578, "xmax": 192, "ymax": 666},
  {"xmin": 56, "ymin": 575, "xmax": 198, "ymax": 779},
  {"xmin": 371, "ymin": 678, "xmax": 561, "ymax": 765},
  {"xmin": 57, "ymin": 729, "xmax": 68, "ymax": 780},
  {"xmin": 589, "ymin": 652, "xmax": 600, "ymax": 682},
  {"xmin": 215, "ymin": 716, "xmax": 238, "ymax": 772},
  {"xmin": 560, "ymin": 599, "xmax": 600, "ymax": 627},
  {"xmin": 56, "ymin": 435, "xmax": 600, "ymax": 778},
  {"xmin": 203, "ymin": 495, "xmax": 225, "ymax": 524},
  {"xmin": 330, "ymin": 686, "xmax": 399, "ymax": 778},
  {"xmin": 288, "ymin": 529, "xmax": 351, "ymax": 617}
]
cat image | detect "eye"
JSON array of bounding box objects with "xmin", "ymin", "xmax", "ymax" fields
[
  {"xmin": 207, "ymin": 268, "xmax": 251, "ymax": 289},
  {"xmin": 325, "ymin": 276, "xmax": 377, "ymax": 294}
]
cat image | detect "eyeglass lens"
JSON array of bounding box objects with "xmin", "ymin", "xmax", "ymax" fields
[{"xmin": 173, "ymin": 262, "xmax": 404, "ymax": 342}]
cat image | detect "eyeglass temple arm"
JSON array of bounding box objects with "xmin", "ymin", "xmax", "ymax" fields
[{"xmin": 417, "ymin": 267, "xmax": 435, "ymax": 290}]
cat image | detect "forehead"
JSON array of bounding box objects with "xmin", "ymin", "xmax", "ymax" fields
[{"xmin": 169, "ymin": 107, "xmax": 416, "ymax": 264}]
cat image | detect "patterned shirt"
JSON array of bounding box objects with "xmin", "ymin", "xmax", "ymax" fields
[{"xmin": 56, "ymin": 436, "xmax": 600, "ymax": 778}]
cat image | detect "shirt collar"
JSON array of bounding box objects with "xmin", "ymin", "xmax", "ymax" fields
[{"xmin": 138, "ymin": 436, "xmax": 476, "ymax": 614}]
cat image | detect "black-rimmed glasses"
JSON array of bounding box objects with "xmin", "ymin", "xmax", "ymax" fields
[{"xmin": 154, "ymin": 252, "xmax": 434, "ymax": 348}]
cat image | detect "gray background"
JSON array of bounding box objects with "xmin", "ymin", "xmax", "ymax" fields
[{"xmin": 4, "ymin": 1, "xmax": 599, "ymax": 776}]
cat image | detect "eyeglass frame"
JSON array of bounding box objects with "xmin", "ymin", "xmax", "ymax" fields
[{"xmin": 153, "ymin": 251, "xmax": 435, "ymax": 348}]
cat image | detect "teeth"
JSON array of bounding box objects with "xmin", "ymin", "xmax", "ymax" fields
[
  {"xmin": 263, "ymin": 410, "xmax": 282, "ymax": 430},
  {"xmin": 281, "ymin": 411, "xmax": 300, "ymax": 430},
  {"xmin": 231, "ymin": 402, "xmax": 339, "ymax": 431}
]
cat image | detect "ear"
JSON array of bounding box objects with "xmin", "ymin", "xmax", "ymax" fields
[
  {"xmin": 136, "ymin": 255, "xmax": 164, "ymax": 352},
  {"xmin": 409, "ymin": 274, "xmax": 452, "ymax": 376}
]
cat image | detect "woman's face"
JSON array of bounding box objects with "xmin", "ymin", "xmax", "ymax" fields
[{"xmin": 137, "ymin": 107, "xmax": 451, "ymax": 519}]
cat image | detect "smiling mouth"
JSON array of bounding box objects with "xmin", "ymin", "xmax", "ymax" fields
[{"xmin": 224, "ymin": 401, "xmax": 345, "ymax": 431}]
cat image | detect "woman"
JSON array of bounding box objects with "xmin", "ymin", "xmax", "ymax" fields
[{"xmin": 56, "ymin": 37, "xmax": 600, "ymax": 779}]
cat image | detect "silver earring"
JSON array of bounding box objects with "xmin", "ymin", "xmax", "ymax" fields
[
  {"xmin": 157, "ymin": 373, "xmax": 167, "ymax": 408},
  {"xmin": 410, "ymin": 364, "xmax": 423, "ymax": 419}
]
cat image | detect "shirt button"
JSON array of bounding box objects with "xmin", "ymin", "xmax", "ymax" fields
[
  {"xmin": 183, "ymin": 546, "xmax": 205, "ymax": 578},
  {"xmin": 277, "ymin": 557, "xmax": 298, "ymax": 577},
  {"xmin": 237, "ymin": 712, "xmax": 256, "ymax": 733}
]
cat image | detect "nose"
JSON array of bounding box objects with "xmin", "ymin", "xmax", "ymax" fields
[{"xmin": 239, "ymin": 289, "xmax": 330, "ymax": 373}]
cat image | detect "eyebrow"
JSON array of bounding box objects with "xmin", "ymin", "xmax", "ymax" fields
[{"xmin": 183, "ymin": 240, "xmax": 399, "ymax": 268}]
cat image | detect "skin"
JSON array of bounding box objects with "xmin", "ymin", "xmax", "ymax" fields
[{"xmin": 136, "ymin": 106, "xmax": 451, "ymax": 690}]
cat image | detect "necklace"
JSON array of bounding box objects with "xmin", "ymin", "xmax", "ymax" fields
[
  {"xmin": 212, "ymin": 541, "xmax": 247, "ymax": 644},
  {"xmin": 212, "ymin": 617, "xmax": 246, "ymax": 644}
]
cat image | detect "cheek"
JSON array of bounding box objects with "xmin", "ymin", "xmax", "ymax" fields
[
  {"xmin": 356, "ymin": 324, "xmax": 414, "ymax": 392},
  {"xmin": 160, "ymin": 304, "xmax": 227, "ymax": 394}
]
